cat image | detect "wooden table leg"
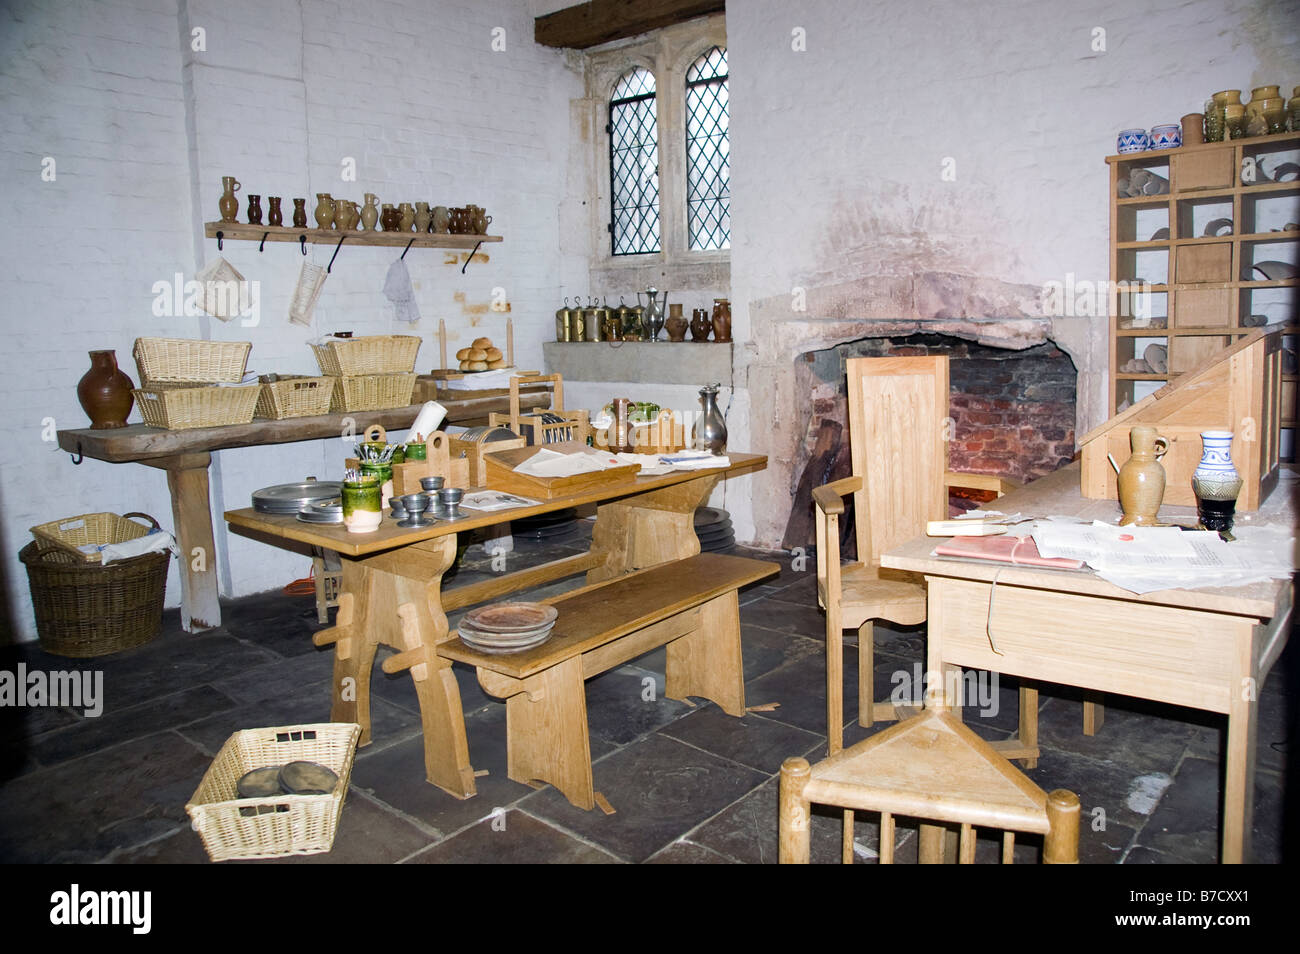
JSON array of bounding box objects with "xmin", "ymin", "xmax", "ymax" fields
[
  {"xmin": 143, "ymin": 452, "xmax": 220, "ymax": 632},
  {"xmin": 1222, "ymin": 619, "xmax": 1260, "ymax": 863},
  {"xmin": 587, "ymin": 473, "xmax": 721, "ymax": 583}
]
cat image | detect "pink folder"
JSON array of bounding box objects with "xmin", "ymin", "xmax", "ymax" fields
[{"xmin": 933, "ymin": 534, "xmax": 1084, "ymax": 570}]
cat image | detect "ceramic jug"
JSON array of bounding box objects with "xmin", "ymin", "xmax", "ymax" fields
[
  {"xmin": 692, "ymin": 384, "xmax": 727, "ymax": 455},
  {"xmin": 267, "ymin": 196, "xmax": 283, "ymax": 227},
  {"xmin": 314, "ymin": 193, "xmax": 336, "ymax": 229},
  {"xmin": 1191, "ymin": 430, "xmax": 1243, "ymax": 532},
  {"xmin": 398, "ymin": 202, "xmax": 416, "ymax": 232},
  {"xmin": 380, "ymin": 204, "xmax": 399, "ymax": 231},
  {"xmin": 77, "ymin": 350, "xmax": 135, "ymax": 429},
  {"xmin": 292, "ymin": 197, "xmax": 308, "ymax": 228},
  {"xmin": 246, "ymin": 194, "xmax": 263, "ymax": 225},
  {"xmin": 414, "ymin": 202, "xmax": 431, "ymax": 233},
  {"xmin": 432, "ymin": 206, "xmax": 450, "ymax": 233},
  {"xmin": 361, "ymin": 194, "xmax": 380, "ymax": 230},
  {"xmin": 219, "ymin": 176, "xmax": 241, "ymax": 223},
  {"xmin": 472, "ymin": 209, "xmax": 492, "ymax": 234},
  {"xmin": 690, "ymin": 308, "xmax": 711, "ymax": 341},
  {"xmin": 711, "ymin": 298, "xmax": 732, "ymax": 342},
  {"xmin": 665, "ymin": 304, "xmax": 687, "ymax": 341},
  {"xmin": 334, "ymin": 199, "xmax": 356, "ymax": 231},
  {"xmin": 1116, "ymin": 425, "xmax": 1168, "ymax": 526}
]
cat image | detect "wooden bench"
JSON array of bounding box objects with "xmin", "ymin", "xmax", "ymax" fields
[{"xmin": 436, "ymin": 552, "xmax": 779, "ymax": 810}]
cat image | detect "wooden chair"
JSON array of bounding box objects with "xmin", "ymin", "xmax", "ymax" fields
[
  {"xmin": 778, "ymin": 706, "xmax": 1080, "ymax": 864},
  {"xmin": 813, "ymin": 355, "xmax": 1022, "ymax": 756}
]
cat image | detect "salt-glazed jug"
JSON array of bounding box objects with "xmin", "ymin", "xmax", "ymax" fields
[{"xmin": 1114, "ymin": 425, "xmax": 1169, "ymax": 526}]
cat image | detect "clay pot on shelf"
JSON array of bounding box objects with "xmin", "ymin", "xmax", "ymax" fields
[
  {"xmin": 314, "ymin": 193, "xmax": 336, "ymax": 229},
  {"xmin": 432, "ymin": 206, "xmax": 450, "ymax": 233},
  {"xmin": 218, "ymin": 176, "xmax": 241, "ymax": 223},
  {"xmin": 398, "ymin": 202, "xmax": 416, "ymax": 232},
  {"xmin": 414, "ymin": 202, "xmax": 431, "ymax": 233},
  {"xmin": 334, "ymin": 199, "xmax": 357, "ymax": 231},
  {"xmin": 690, "ymin": 308, "xmax": 711, "ymax": 341},
  {"xmin": 1115, "ymin": 425, "xmax": 1169, "ymax": 526},
  {"xmin": 380, "ymin": 204, "xmax": 399, "ymax": 231},
  {"xmin": 292, "ymin": 198, "xmax": 308, "ymax": 228},
  {"xmin": 246, "ymin": 194, "xmax": 263, "ymax": 225},
  {"xmin": 77, "ymin": 350, "xmax": 135, "ymax": 429},
  {"xmin": 711, "ymin": 299, "xmax": 732, "ymax": 342},
  {"xmin": 665, "ymin": 304, "xmax": 687, "ymax": 341},
  {"xmin": 1181, "ymin": 112, "xmax": 1205, "ymax": 146},
  {"xmin": 267, "ymin": 196, "xmax": 283, "ymax": 227},
  {"xmin": 361, "ymin": 193, "xmax": 380, "ymax": 230},
  {"xmin": 1191, "ymin": 430, "xmax": 1243, "ymax": 532}
]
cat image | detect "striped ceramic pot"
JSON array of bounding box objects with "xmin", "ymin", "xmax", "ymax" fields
[{"xmin": 1117, "ymin": 128, "xmax": 1149, "ymax": 154}]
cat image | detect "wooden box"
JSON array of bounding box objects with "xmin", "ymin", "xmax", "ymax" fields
[
  {"xmin": 449, "ymin": 434, "xmax": 527, "ymax": 487},
  {"xmin": 1172, "ymin": 287, "xmax": 1232, "ymax": 328},
  {"xmin": 1084, "ymin": 328, "xmax": 1283, "ymax": 510},
  {"xmin": 389, "ymin": 433, "xmax": 470, "ymax": 494},
  {"xmin": 1175, "ymin": 243, "xmax": 1232, "ymax": 283},
  {"xmin": 481, "ymin": 442, "xmax": 641, "ymax": 499},
  {"xmin": 1171, "ymin": 148, "xmax": 1235, "ymax": 191}
]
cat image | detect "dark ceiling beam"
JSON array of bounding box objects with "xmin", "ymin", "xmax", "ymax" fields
[{"xmin": 535, "ymin": 0, "xmax": 725, "ymax": 50}]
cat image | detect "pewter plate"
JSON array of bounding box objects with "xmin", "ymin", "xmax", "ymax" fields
[
  {"xmin": 278, "ymin": 760, "xmax": 339, "ymax": 795},
  {"xmin": 237, "ymin": 765, "xmax": 285, "ymax": 798},
  {"xmin": 253, "ymin": 482, "xmax": 343, "ymax": 513}
]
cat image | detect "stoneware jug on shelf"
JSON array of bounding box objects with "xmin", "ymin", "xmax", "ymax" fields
[
  {"xmin": 692, "ymin": 384, "xmax": 727, "ymax": 455},
  {"xmin": 638, "ymin": 286, "xmax": 668, "ymax": 342},
  {"xmin": 1191, "ymin": 430, "xmax": 1243, "ymax": 532},
  {"xmin": 1111, "ymin": 425, "xmax": 1169, "ymax": 526},
  {"xmin": 218, "ymin": 176, "xmax": 241, "ymax": 223},
  {"xmin": 77, "ymin": 350, "xmax": 135, "ymax": 429}
]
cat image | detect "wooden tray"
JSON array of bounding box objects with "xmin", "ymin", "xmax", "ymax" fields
[{"xmin": 482, "ymin": 441, "xmax": 641, "ymax": 499}]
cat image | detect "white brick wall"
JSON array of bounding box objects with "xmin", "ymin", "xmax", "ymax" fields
[{"xmin": 0, "ymin": 0, "xmax": 584, "ymax": 642}]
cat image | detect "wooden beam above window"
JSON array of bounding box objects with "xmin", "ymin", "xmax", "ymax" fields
[{"xmin": 535, "ymin": 0, "xmax": 725, "ymax": 49}]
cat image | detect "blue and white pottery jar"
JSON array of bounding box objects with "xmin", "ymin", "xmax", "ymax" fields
[
  {"xmin": 1117, "ymin": 128, "xmax": 1150, "ymax": 154},
  {"xmin": 1192, "ymin": 430, "xmax": 1243, "ymax": 530},
  {"xmin": 1149, "ymin": 124, "xmax": 1182, "ymax": 150}
]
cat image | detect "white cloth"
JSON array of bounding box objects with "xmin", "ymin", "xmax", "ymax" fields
[
  {"xmin": 98, "ymin": 529, "xmax": 179, "ymax": 565},
  {"xmin": 383, "ymin": 258, "xmax": 421, "ymax": 323}
]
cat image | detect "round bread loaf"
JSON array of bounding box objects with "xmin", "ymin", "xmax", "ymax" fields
[
  {"xmin": 456, "ymin": 347, "xmax": 471, "ymax": 361},
  {"xmin": 487, "ymin": 357, "xmax": 506, "ymax": 369},
  {"xmin": 484, "ymin": 347, "xmax": 503, "ymax": 361},
  {"xmin": 469, "ymin": 348, "xmax": 487, "ymax": 361},
  {"xmin": 458, "ymin": 359, "xmax": 471, "ymax": 371},
  {"xmin": 468, "ymin": 360, "xmax": 488, "ymax": 371},
  {"xmin": 472, "ymin": 336, "xmax": 493, "ymax": 350}
]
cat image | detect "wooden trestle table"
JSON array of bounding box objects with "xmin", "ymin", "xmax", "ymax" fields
[
  {"xmin": 224, "ymin": 453, "xmax": 766, "ymax": 800},
  {"xmin": 880, "ymin": 461, "xmax": 1295, "ymax": 863},
  {"xmin": 55, "ymin": 385, "xmax": 551, "ymax": 633}
]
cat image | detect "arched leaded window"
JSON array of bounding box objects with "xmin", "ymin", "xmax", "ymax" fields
[
  {"xmin": 608, "ymin": 67, "xmax": 660, "ymax": 255},
  {"xmin": 684, "ymin": 46, "xmax": 729, "ymax": 250}
]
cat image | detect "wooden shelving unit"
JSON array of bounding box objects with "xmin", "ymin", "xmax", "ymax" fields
[
  {"xmin": 203, "ymin": 222, "xmax": 502, "ymax": 250},
  {"xmin": 1106, "ymin": 130, "xmax": 1299, "ymax": 445}
]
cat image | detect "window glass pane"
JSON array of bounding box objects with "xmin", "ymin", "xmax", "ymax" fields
[
  {"xmin": 685, "ymin": 47, "xmax": 729, "ymax": 251},
  {"xmin": 609, "ymin": 68, "xmax": 660, "ymax": 255}
]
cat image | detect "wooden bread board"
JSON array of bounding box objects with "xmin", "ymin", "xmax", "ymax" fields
[{"xmin": 482, "ymin": 441, "xmax": 641, "ymax": 499}]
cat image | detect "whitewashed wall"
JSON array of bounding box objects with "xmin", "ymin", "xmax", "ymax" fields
[{"xmin": 0, "ymin": 0, "xmax": 583, "ymax": 642}]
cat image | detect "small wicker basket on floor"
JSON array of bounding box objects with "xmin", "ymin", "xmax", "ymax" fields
[
  {"xmin": 20, "ymin": 540, "xmax": 169, "ymax": 657},
  {"xmin": 186, "ymin": 723, "xmax": 361, "ymax": 862},
  {"xmin": 30, "ymin": 511, "xmax": 158, "ymax": 564}
]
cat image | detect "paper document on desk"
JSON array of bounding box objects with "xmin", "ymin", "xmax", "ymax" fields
[
  {"xmin": 613, "ymin": 450, "xmax": 729, "ymax": 475},
  {"xmin": 513, "ymin": 448, "xmax": 625, "ymax": 477},
  {"xmin": 1033, "ymin": 519, "xmax": 1296, "ymax": 594},
  {"xmin": 460, "ymin": 491, "xmax": 540, "ymax": 511}
]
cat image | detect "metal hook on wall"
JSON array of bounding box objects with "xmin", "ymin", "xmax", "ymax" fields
[
  {"xmin": 300, "ymin": 234, "xmax": 308, "ymax": 256},
  {"xmin": 259, "ymin": 232, "xmax": 270, "ymax": 252},
  {"xmin": 401, "ymin": 238, "xmax": 415, "ymax": 260},
  {"xmin": 461, "ymin": 240, "xmax": 484, "ymax": 274},
  {"xmin": 70, "ymin": 442, "xmax": 83, "ymax": 465},
  {"xmin": 327, "ymin": 234, "xmax": 347, "ymax": 273},
  {"xmin": 216, "ymin": 230, "xmax": 224, "ymax": 251}
]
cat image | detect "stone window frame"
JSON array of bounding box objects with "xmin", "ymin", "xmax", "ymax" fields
[{"xmin": 584, "ymin": 15, "xmax": 729, "ymax": 273}]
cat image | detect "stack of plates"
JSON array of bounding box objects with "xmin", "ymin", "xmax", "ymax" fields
[
  {"xmin": 512, "ymin": 508, "xmax": 579, "ymax": 542},
  {"xmin": 297, "ymin": 498, "xmax": 344, "ymax": 524},
  {"xmin": 695, "ymin": 506, "xmax": 735, "ymax": 552},
  {"xmin": 457, "ymin": 602, "xmax": 558, "ymax": 654},
  {"xmin": 253, "ymin": 481, "xmax": 342, "ymax": 514}
]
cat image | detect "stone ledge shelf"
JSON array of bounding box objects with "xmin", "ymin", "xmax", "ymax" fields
[{"xmin": 544, "ymin": 341, "xmax": 732, "ymax": 385}]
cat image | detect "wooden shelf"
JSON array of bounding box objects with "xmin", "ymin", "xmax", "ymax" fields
[
  {"xmin": 1105, "ymin": 129, "xmax": 1300, "ymax": 163},
  {"xmin": 204, "ymin": 222, "xmax": 502, "ymax": 249}
]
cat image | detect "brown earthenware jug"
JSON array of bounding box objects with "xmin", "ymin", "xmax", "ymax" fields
[
  {"xmin": 292, "ymin": 198, "xmax": 308, "ymax": 228},
  {"xmin": 246, "ymin": 194, "xmax": 263, "ymax": 225},
  {"xmin": 267, "ymin": 196, "xmax": 283, "ymax": 227},
  {"xmin": 665, "ymin": 303, "xmax": 688, "ymax": 341},
  {"xmin": 77, "ymin": 350, "xmax": 135, "ymax": 429},
  {"xmin": 690, "ymin": 308, "xmax": 711, "ymax": 341},
  {"xmin": 711, "ymin": 298, "xmax": 732, "ymax": 342},
  {"xmin": 1116, "ymin": 425, "xmax": 1169, "ymax": 526},
  {"xmin": 218, "ymin": 176, "xmax": 240, "ymax": 223}
]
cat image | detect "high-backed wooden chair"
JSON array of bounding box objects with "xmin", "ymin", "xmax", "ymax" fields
[
  {"xmin": 813, "ymin": 356, "xmax": 1022, "ymax": 755},
  {"xmin": 778, "ymin": 707, "xmax": 1080, "ymax": 864}
]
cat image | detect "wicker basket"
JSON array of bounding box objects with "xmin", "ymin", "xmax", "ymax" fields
[
  {"xmin": 30, "ymin": 511, "xmax": 159, "ymax": 564},
  {"xmin": 134, "ymin": 383, "xmax": 261, "ymax": 429},
  {"xmin": 20, "ymin": 540, "xmax": 169, "ymax": 657},
  {"xmin": 311, "ymin": 335, "xmax": 420, "ymax": 377},
  {"xmin": 254, "ymin": 375, "xmax": 335, "ymax": 420},
  {"xmin": 328, "ymin": 373, "xmax": 417, "ymax": 412},
  {"xmin": 186, "ymin": 723, "xmax": 362, "ymax": 861},
  {"xmin": 133, "ymin": 337, "xmax": 252, "ymax": 385}
]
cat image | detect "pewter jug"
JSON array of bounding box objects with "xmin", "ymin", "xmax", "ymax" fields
[
  {"xmin": 637, "ymin": 286, "xmax": 668, "ymax": 342},
  {"xmin": 692, "ymin": 384, "xmax": 727, "ymax": 455}
]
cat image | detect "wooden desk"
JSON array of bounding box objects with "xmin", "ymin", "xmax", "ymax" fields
[
  {"xmin": 225, "ymin": 454, "xmax": 767, "ymax": 800},
  {"xmin": 881, "ymin": 462, "xmax": 1295, "ymax": 864},
  {"xmin": 55, "ymin": 386, "xmax": 550, "ymax": 632}
]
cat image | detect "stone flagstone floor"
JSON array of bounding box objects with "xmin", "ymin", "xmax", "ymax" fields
[{"xmin": 1, "ymin": 523, "xmax": 1293, "ymax": 864}]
